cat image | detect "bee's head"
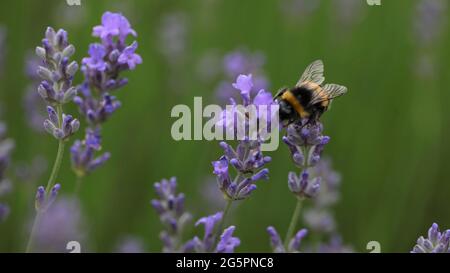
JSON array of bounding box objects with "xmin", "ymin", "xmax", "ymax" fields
[{"xmin": 278, "ymin": 100, "xmax": 294, "ymax": 127}]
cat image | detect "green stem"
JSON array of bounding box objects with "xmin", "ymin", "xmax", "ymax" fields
[
  {"xmin": 74, "ymin": 175, "xmax": 83, "ymax": 195},
  {"xmin": 26, "ymin": 105, "xmax": 66, "ymax": 253},
  {"xmin": 45, "ymin": 140, "xmax": 65, "ymax": 193},
  {"xmin": 284, "ymin": 197, "xmax": 304, "ymax": 250},
  {"xmin": 215, "ymin": 199, "xmax": 233, "ymax": 243},
  {"xmin": 25, "ymin": 212, "xmax": 41, "ymax": 253}
]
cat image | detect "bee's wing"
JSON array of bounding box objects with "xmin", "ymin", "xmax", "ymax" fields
[
  {"xmin": 273, "ymin": 87, "xmax": 287, "ymax": 100},
  {"xmin": 310, "ymin": 83, "xmax": 347, "ymax": 105},
  {"xmin": 296, "ymin": 60, "xmax": 325, "ymax": 86}
]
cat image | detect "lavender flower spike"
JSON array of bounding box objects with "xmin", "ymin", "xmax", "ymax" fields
[
  {"xmin": 267, "ymin": 226, "xmax": 308, "ymax": 253},
  {"xmin": 151, "ymin": 177, "xmax": 192, "ymax": 253},
  {"xmin": 187, "ymin": 212, "xmax": 241, "ymax": 253},
  {"xmin": 411, "ymin": 223, "xmax": 450, "ymax": 253},
  {"xmin": 36, "ymin": 27, "xmax": 80, "ymax": 140},
  {"xmin": 212, "ymin": 74, "xmax": 274, "ymax": 201},
  {"xmin": 35, "ymin": 27, "xmax": 79, "ymax": 105}
]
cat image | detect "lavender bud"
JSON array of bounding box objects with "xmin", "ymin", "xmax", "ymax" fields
[
  {"xmin": 66, "ymin": 61, "xmax": 79, "ymax": 77},
  {"xmin": 35, "ymin": 46, "xmax": 46, "ymax": 60},
  {"xmin": 63, "ymin": 87, "xmax": 77, "ymax": 103},
  {"xmin": 62, "ymin": 45, "xmax": 75, "ymax": 58},
  {"xmin": 37, "ymin": 66, "xmax": 53, "ymax": 82},
  {"xmin": 35, "ymin": 186, "xmax": 46, "ymax": 211}
]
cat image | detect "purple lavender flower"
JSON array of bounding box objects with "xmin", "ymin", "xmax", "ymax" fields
[
  {"xmin": 288, "ymin": 170, "xmax": 320, "ymax": 199},
  {"xmin": 267, "ymin": 226, "xmax": 308, "ymax": 253},
  {"xmin": 72, "ymin": 11, "xmax": 141, "ymax": 178},
  {"xmin": 70, "ymin": 129, "xmax": 110, "ymax": 177},
  {"xmin": 92, "ymin": 11, "xmax": 137, "ymax": 44},
  {"xmin": 43, "ymin": 107, "xmax": 80, "ymax": 140},
  {"xmin": 151, "ymin": 177, "xmax": 192, "ymax": 253},
  {"xmin": 33, "ymin": 197, "xmax": 84, "ymax": 252},
  {"xmin": 34, "ymin": 183, "xmax": 61, "ymax": 213},
  {"xmin": 283, "ymin": 122, "xmax": 330, "ymax": 168},
  {"xmin": 74, "ymin": 85, "xmax": 121, "ymax": 126},
  {"xmin": 118, "ymin": 41, "xmax": 142, "ymax": 70},
  {"xmin": 411, "ymin": 223, "xmax": 450, "ymax": 253},
  {"xmin": 212, "ymin": 75, "xmax": 274, "ymax": 201},
  {"xmin": 187, "ymin": 212, "xmax": 240, "ymax": 253},
  {"xmin": 216, "ymin": 226, "xmax": 241, "ymax": 253},
  {"xmin": 82, "ymin": 43, "xmax": 107, "ymax": 72},
  {"xmin": 35, "ymin": 27, "xmax": 80, "ymax": 139}
]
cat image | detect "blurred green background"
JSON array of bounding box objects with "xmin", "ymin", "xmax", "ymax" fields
[{"xmin": 0, "ymin": 0, "xmax": 449, "ymax": 252}]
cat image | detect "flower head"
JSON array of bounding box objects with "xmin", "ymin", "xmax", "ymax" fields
[
  {"xmin": 267, "ymin": 226, "xmax": 308, "ymax": 253},
  {"xmin": 82, "ymin": 43, "xmax": 107, "ymax": 72},
  {"xmin": 93, "ymin": 12, "xmax": 137, "ymax": 44},
  {"xmin": 412, "ymin": 223, "xmax": 450, "ymax": 253},
  {"xmin": 186, "ymin": 212, "xmax": 240, "ymax": 253},
  {"xmin": 70, "ymin": 129, "xmax": 110, "ymax": 177},
  {"xmin": 288, "ymin": 170, "xmax": 320, "ymax": 199},
  {"xmin": 283, "ymin": 121, "xmax": 330, "ymax": 168},
  {"xmin": 151, "ymin": 177, "xmax": 192, "ymax": 253},
  {"xmin": 118, "ymin": 41, "xmax": 142, "ymax": 70},
  {"xmin": 216, "ymin": 226, "xmax": 241, "ymax": 253}
]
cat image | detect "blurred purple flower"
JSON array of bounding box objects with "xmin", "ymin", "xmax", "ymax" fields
[
  {"xmin": 412, "ymin": 223, "xmax": 450, "ymax": 253},
  {"xmin": 186, "ymin": 212, "xmax": 240, "ymax": 253},
  {"xmin": 414, "ymin": 0, "xmax": 447, "ymax": 46},
  {"xmin": 33, "ymin": 198, "xmax": 84, "ymax": 252},
  {"xmin": 0, "ymin": 122, "xmax": 14, "ymax": 222},
  {"xmin": 158, "ymin": 12, "xmax": 188, "ymax": 63},
  {"xmin": 214, "ymin": 49, "xmax": 269, "ymax": 104},
  {"xmin": 316, "ymin": 235, "xmax": 353, "ymax": 253},
  {"xmin": 151, "ymin": 177, "xmax": 192, "ymax": 253},
  {"xmin": 267, "ymin": 226, "xmax": 308, "ymax": 253}
]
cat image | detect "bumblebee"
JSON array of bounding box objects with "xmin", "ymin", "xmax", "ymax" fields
[{"xmin": 274, "ymin": 60, "xmax": 347, "ymax": 127}]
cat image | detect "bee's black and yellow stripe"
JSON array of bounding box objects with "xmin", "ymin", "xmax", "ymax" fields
[{"xmin": 281, "ymin": 81, "xmax": 329, "ymax": 119}]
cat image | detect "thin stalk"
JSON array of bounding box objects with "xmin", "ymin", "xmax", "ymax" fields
[
  {"xmin": 26, "ymin": 105, "xmax": 66, "ymax": 252},
  {"xmin": 284, "ymin": 197, "xmax": 304, "ymax": 250}
]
